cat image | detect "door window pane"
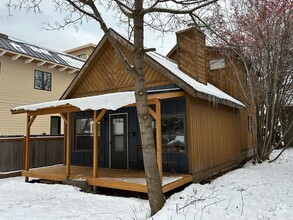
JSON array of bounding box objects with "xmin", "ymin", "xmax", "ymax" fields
[
  {"xmin": 110, "ymin": 114, "xmax": 127, "ymax": 169},
  {"xmin": 162, "ymin": 114, "xmax": 186, "ymax": 153},
  {"xmin": 114, "ymin": 136, "xmax": 124, "ymax": 152},
  {"xmin": 112, "ymin": 117, "xmax": 124, "ymax": 152},
  {"xmin": 113, "ymin": 118, "xmax": 124, "ymax": 135}
]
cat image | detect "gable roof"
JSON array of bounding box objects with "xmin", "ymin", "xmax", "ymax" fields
[
  {"xmin": 0, "ymin": 33, "xmax": 84, "ymax": 69},
  {"xmin": 61, "ymin": 29, "xmax": 245, "ymax": 109}
]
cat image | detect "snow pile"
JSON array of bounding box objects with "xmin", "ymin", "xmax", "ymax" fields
[
  {"xmin": 11, "ymin": 91, "xmax": 136, "ymax": 113},
  {"xmin": 154, "ymin": 149, "xmax": 293, "ymax": 220}
]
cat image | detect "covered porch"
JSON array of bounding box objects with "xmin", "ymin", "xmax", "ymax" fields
[
  {"xmin": 22, "ymin": 165, "xmax": 192, "ymax": 193},
  {"xmin": 11, "ymin": 90, "xmax": 192, "ymax": 193}
]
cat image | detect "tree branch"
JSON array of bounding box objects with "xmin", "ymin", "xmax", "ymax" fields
[
  {"xmin": 66, "ymin": 0, "xmax": 138, "ymax": 77},
  {"xmin": 112, "ymin": 0, "xmax": 134, "ymax": 18},
  {"xmin": 142, "ymin": 0, "xmax": 218, "ymax": 15}
]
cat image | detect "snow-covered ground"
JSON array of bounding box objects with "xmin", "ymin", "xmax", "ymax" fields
[
  {"xmin": 0, "ymin": 149, "xmax": 292, "ymax": 220},
  {"xmin": 0, "ymin": 176, "xmax": 150, "ymax": 220},
  {"xmin": 154, "ymin": 149, "xmax": 293, "ymax": 220}
]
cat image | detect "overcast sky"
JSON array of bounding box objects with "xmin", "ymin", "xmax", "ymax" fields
[{"xmin": 0, "ymin": 1, "xmax": 176, "ymax": 55}]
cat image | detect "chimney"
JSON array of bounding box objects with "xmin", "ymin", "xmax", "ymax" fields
[{"xmin": 176, "ymin": 27, "xmax": 207, "ymax": 84}]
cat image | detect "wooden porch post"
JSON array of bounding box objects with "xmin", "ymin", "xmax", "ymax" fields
[
  {"xmin": 66, "ymin": 112, "xmax": 71, "ymax": 178},
  {"xmin": 155, "ymin": 99, "xmax": 163, "ymax": 182},
  {"xmin": 149, "ymin": 99, "xmax": 163, "ymax": 182},
  {"xmin": 25, "ymin": 114, "xmax": 36, "ymax": 182},
  {"xmin": 60, "ymin": 113, "xmax": 68, "ymax": 166},
  {"xmin": 93, "ymin": 109, "xmax": 107, "ymax": 180},
  {"xmin": 93, "ymin": 110, "xmax": 98, "ymax": 180}
]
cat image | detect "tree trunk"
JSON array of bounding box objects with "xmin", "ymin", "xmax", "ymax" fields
[{"xmin": 133, "ymin": 0, "xmax": 165, "ymax": 215}]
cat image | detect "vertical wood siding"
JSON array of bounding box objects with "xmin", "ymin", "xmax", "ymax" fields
[
  {"xmin": 177, "ymin": 28, "xmax": 207, "ymax": 84},
  {"xmin": 186, "ymin": 95, "xmax": 243, "ymax": 177}
]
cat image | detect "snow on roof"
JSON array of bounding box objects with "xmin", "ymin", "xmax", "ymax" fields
[
  {"xmin": 11, "ymin": 91, "xmax": 136, "ymax": 113},
  {"xmin": 147, "ymin": 52, "xmax": 245, "ymax": 107}
]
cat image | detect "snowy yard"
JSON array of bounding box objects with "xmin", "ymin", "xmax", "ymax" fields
[{"xmin": 0, "ymin": 149, "xmax": 292, "ymax": 220}]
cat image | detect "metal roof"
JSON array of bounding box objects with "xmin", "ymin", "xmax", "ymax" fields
[{"xmin": 0, "ymin": 34, "xmax": 84, "ymax": 69}]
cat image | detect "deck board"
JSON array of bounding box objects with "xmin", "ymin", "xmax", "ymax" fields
[{"xmin": 22, "ymin": 165, "xmax": 192, "ymax": 193}]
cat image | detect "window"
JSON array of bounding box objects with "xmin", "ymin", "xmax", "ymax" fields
[
  {"xmin": 75, "ymin": 118, "xmax": 94, "ymax": 151},
  {"xmin": 162, "ymin": 114, "xmax": 186, "ymax": 153},
  {"xmin": 50, "ymin": 116, "xmax": 61, "ymax": 135},
  {"xmin": 34, "ymin": 70, "xmax": 51, "ymax": 91},
  {"xmin": 76, "ymin": 53, "xmax": 86, "ymax": 59},
  {"xmin": 209, "ymin": 58, "xmax": 226, "ymax": 70}
]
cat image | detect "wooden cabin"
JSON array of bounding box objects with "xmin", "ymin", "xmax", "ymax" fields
[
  {"xmin": 64, "ymin": 43, "xmax": 96, "ymax": 60},
  {"xmin": 11, "ymin": 27, "xmax": 254, "ymax": 193}
]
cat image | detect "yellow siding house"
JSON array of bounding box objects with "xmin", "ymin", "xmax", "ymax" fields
[{"xmin": 0, "ymin": 33, "xmax": 92, "ymax": 135}]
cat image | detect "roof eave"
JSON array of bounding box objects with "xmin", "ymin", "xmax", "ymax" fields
[
  {"xmin": 145, "ymin": 53, "xmax": 245, "ymax": 109},
  {"xmin": 0, "ymin": 49, "xmax": 81, "ymax": 71},
  {"xmin": 195, "ymin": 91, "xmax": 245, "ymax": 109}
]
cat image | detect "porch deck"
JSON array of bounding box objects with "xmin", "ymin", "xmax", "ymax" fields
[{"xmin": 22, "ymin": 165, "xmax": 193, "ymax": 193}]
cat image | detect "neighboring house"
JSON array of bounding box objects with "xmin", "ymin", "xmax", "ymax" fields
[
  {"xmin": 11, "ymin": 27, "xmax": 254, "ymax": 193},
  {"xmin": 64, "ymin": 43, "xmax": 96, "ymax": 60},
  {"xmin": 0, "ymin": 33, "xmax": 87, "ymax": 135}
]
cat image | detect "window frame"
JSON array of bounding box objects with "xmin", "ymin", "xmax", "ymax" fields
[
  {"xmin": 161, "ymin": 113, "xmax": 187, "ymax": 154},
  {"xmin": 209, "ymin": 57, "xmax": 226, "ymax": 71},
  {"xmin": 34, "ymin": 70, "xmax": 52, "ymax": 91},
  {"xmin": 74, "ymin": 117, "xmax": 94, "ymax": 152}
]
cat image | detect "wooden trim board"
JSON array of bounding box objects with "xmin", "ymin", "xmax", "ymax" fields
[{"xmin": 22, "ymin": 165, "xmax": 192, "ymax": 193}]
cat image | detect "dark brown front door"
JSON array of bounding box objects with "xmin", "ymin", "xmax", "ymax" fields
[{"xmin": 110, "ymin": 114, "xmax": 127, "ymax": 169}]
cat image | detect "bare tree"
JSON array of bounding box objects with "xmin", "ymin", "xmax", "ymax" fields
[
  {"xmin": 208, "ymin": 0, "xmax": 293, "ymax": 162},
  {"xmin": 7, "ymin": 0, "xmax": 218, "ymax": 214}
]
